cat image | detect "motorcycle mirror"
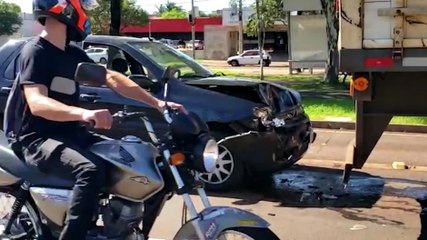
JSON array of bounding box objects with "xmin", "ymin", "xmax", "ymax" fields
[
  {"xmin": 75, "ymin": 62, "xmax": 107, "ymax": 86},
  {"xmin": 161, "ymin": 66, "xmax": 180, "ymax": 100}
]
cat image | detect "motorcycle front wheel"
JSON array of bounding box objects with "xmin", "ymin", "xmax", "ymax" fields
[
  {"xmin": 0, "ymin": 187, "xmax": 46, "ymax": 240},
  {"xmin": 216, "ymin": 227, "xmax": 280, "ymax": 240}
]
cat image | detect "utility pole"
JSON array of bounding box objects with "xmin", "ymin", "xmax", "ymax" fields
[
  {"xmin": 191, "ymin": 0, "xmax": 196, "ymax": 59},
  {"xmin": 255, "ymin": 0, "xmax": 264, "ymax": 80},
  {"xmin": 238, "ymin": 0, "xmax": 243, "ymax": 54}
]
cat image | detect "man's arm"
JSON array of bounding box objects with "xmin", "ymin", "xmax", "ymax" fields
[
  {"xmin": 105, "ymin": 69, "xmax": 185, "ymax": 112},
  {"xmin": 23, "ymin": 84, "xmax": 87, "ymax": 122},
  {"xmin": 105, "ymin": 69, "xmax": 159, "ymax": 109},
  {"xmin": 24, "ymin": 84, "xmax": 113, "ymax": 129}
]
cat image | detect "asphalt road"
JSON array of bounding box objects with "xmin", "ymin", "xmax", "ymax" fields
[
  {"xmin": 149, "ymin": 164, "xmax": 426, "ymax": 240},
  {"xmin": 147, "ymin": 129, "xmax": 427, "ymax": 239}
]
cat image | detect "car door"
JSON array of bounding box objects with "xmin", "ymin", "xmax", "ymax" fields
[
  {"xmin": 241, "ymin": 51, "xmax": 258, "ymax": 65},
  {"xmin": 79, "ymin": 42, "xmax": 165, "ymax": 141}
]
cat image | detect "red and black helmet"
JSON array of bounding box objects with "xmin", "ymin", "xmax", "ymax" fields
[{"xmin": 33, "ymin": 0, "xmax": 99, "ymax": 42}]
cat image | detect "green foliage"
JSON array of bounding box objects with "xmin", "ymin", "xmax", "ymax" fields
[
  {"xmin": 156, "ymin": 0, "xmax": 184, "ymax": 14},
  {"xmin": 89, "ymin": 0, "xmax": 148, "ymax": 34},
  {"xmin": 0, "ymin": 0, "xmax": 22, "ymax": 36},
  {"xmin": 160, "ymin": 8, "xmax": 187, "ymax": 19},
  {"xmin": 245, "ymin": 0, "xmax": 286, "ymax": 37}
]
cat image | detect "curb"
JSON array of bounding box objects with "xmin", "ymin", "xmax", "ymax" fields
[
  {"xmin": 311, "ymin": 121, "xmax": 427, "ymax": 134},
  {"xmin": 299, "ymin": 158, "xmax": 427, "ymax": 172}
]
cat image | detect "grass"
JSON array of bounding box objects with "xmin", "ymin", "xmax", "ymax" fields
[
  {"xmin": 215, "ymin": 70, "xmax": 340, "ymax": 91},
  {"xmin": 216, "ymin": 71, "xmax": 427, "ymax": 126},
  {"xmin": 302, "ymin": 97, "xmax": 427, "ymax": 126}
]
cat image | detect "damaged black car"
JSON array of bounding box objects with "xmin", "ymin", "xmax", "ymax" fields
[{"xmin": 0, "ymin": 35, "xmax": 316, "ymax": 191}]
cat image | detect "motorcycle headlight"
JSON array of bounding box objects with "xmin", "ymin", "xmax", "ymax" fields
[
  {"xmin": 202, "ymin": 139, "xmax": 219, "ymax": 173},
  {"xmin": 191, "ymin": 135, "xmax": 219, "ymax": 173}
]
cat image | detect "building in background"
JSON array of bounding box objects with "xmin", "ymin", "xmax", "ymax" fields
[
  {"xmin": 121, "ymin": 17, "xmax": 222, "ymax": 41},
  {"xmin": 0, "ymin": 13, "xmax": 43, "ymax": 46}
]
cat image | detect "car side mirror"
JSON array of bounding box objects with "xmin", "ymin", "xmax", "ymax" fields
[
  {"xmin": 161, "ymin": 66, "xmax": 180, "ymax": 83},
  {"xmin": 129, "ymin": 75, "xmax": 162, "ymax": 94},
  {"xmin": 75, "ymin": 62, "xmax": 107, "ymax": 86}
]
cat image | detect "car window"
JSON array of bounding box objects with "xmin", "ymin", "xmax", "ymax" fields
[
  {"xmin": 242, "ymin": 51, "xmax": 256, "ymax": 56},
  {"xmin": 82, "ymin": 43, "xmax": 156, "ymax": 87},
  {"xmin": 86, "ymin": 49, "xmax": 94, "ymax": 53},
  {"xmin": 129, "ymin": 41, "xmax": 214, "ymax": 79},
  {"xmin": 4, "ymin": 54, "xmax": 20, "ymax": 80}
]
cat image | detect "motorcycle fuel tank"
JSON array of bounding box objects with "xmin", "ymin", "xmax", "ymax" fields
[{"xmin": 88, "ymin": 136, "xmax": 164, "ymax": 202}]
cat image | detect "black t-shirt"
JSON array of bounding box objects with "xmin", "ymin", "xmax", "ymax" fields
[{"xmin": 17, "ymin": 37, "xmax": 94, "ymax": 141}]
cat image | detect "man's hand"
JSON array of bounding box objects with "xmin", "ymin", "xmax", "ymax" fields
[
  {"xmin": 157, "ymin": 100, "xmax": 187, "ymax": 114},
  {"xmin": 81, "ymin": 109, "xmax": 113, "ymax": 129}
]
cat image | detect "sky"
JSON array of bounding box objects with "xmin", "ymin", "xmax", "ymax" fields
[{"xmin": 3, "ymin": 0, "xmax": 253, "ymax": 14}]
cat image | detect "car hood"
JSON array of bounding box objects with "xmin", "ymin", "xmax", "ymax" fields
[
  {"xmin": 227, "ymin": 56, "xmax": 239, "ymax": 61},
  {"xmin": 84, "ymin": 76, "xmax": 302, "ymax": 124},
  {"xmin": 184, "ymin": 76, "xmax": 302, "ymax": 109}
]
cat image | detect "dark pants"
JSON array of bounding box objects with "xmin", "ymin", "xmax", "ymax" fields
[{"xmin": 21, "ymin": 131, "xmax": 110, "ymax": 240}]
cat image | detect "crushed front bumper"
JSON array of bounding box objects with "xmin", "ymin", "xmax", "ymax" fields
[{"xmin": 219, "ymin": 116, "xmax": 316, "ymax": 174}]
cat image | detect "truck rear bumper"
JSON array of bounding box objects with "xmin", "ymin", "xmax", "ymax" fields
[{"xmin": 340, "ymin": 48, "xmax": 427, "ymax": 72}]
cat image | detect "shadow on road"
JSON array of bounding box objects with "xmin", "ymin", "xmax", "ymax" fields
[{"xmin": 206, "ymin": 165, "xmax": 385, "ymax": 208}]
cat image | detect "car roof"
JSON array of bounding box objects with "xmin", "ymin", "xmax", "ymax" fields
[{"xmin": 8, "ymin": 35, "xmax": 154, "ymax": 46}]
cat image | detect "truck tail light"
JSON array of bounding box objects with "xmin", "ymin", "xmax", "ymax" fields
[
  {"xmin": 364, "ymin": 57, "xmax": 393, "ymax": 67},
  {"xmin": 350, "ymin": 77, "xmax": 369, "ymax": 96}
]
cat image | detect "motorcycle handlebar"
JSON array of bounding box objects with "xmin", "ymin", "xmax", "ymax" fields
[{"xmin": 82, "ymin": 111, "xmax": 149, "ymax": 130}]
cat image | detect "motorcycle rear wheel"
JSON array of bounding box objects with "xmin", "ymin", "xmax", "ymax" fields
[
  {"xmin": 0, "ymin": 187, "xmax": 46, "ymax": 240},
  {"xmin": 216, "ymin": 227, "xmax": 280, "ymax": 240}
]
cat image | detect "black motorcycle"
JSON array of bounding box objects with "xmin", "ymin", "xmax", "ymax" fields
[{"xmin": 0, "ymin": 64, "xmax": 280, "ymax": 239}]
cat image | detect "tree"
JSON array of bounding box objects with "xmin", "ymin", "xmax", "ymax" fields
[
  {"xmin": 160, "ymin": 8, "xmax": 187, "ymax": 19},
  {"xmin": 156, "ymin": 1, "xmax": 187, "ymax": 19},
  {"xmin": 88, "ymin": 0, "xmax": 148, "ymax": 35},
  {"xmin": 156, "ymin": 0, "xmax": 184, "ymax": 15},
  {"xmin": 0, "ymin": 0, "xmax": 22, "ymax": 36},
  {"xmin": 320, "ymin": 0, "xmax": 339, "ymax": 84},
  {"xmin": 245, "ymin": 0, "xmax": 286, "ymax": 37},
  {"xmin": 244, "ymin": 0, "xmax": 340, "ymax": 83}
]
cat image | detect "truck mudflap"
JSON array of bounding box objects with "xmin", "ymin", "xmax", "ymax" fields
[{"xmin": 173, "ymin": 206, "xmax": 270, "ymax": 240}]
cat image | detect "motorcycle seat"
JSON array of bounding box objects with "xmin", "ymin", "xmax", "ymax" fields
[{"xmin": 0, "ymin": 134, "xmax": 74, "ymax": 189}]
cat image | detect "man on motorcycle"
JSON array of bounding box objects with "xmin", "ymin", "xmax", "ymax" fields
[{"xmin": 4, "ymin": 0, "xmax": 185, "ymax": 239}]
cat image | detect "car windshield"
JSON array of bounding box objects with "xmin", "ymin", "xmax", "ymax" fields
[{"xmin": 128, "ymin": 41, "xmax": 215, "ymax": 79}]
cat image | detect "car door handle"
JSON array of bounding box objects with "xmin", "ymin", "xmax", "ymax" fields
[
  {"xmin": 80, "ymin": 93, "xmax": 101, "ymax": 102},
  {"xmin": 1, "ymin": 87, "xmax": 11, "ymax": 95}
]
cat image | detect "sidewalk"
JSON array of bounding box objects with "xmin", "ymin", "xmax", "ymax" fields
[{"xmin": 303, "ymin": 128, "xmax": 427, "ymax": 167}]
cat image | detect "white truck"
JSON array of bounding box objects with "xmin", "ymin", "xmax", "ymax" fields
[{"xmin": 339, "ymin": 0, "xmax": 427, "ymax": 182}]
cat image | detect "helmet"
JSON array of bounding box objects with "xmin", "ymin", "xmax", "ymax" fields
[{"xmin": 33, "ymin": 0, "xmax": 99, "ymax": 42}]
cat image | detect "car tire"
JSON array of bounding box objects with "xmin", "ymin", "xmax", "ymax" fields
[
  {"xmin": 263, "ymin": 60, "xmax": 271, "ymax": 67},
  {"xmin": 100, "ymin": 58, "xmax": 107, "ymax": 64},
  {"xmin": 199, "ymin": 144, "xmax": 245, "ymax": 192},
  {"xmin": 230, "ymin": 60, "xmax": 239, "ymax": 67}
]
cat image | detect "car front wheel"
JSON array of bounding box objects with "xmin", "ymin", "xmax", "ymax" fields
[
  {"xmin": 230, "ymin": 60, "xmax": 239, "ymax": 67},
  {"xmin": 199, "ymin": 144, "xmax": 244, "ymax": 191},
  {"xmin": 99, "ymin": 57, "xmax": 107, "ymax": 64}
]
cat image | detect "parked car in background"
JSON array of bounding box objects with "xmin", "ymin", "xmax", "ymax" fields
[
  {"xmin": 227, "ymin": 50, "xmax": 272, "ymax": 67},
  {"xmin": 0, "ymin": 36, "xmax": 315, "ymax": 191},
  {"xmin": 159, "ymin": 38, "xmax": 177, "ymax": 48},
  {"xmin": 176, "ymin": 40, "xmax": 186, "ymax": 49},
  {"xmin": 186, "ymin": 40, "xmax": 204, "ymax": 50},
  {"xmin": 84, "ymin": 47, "xmax": 108, "ymax": 64}
]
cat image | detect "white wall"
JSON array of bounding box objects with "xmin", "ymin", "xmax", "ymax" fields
[
  {"xmin": 289, "ymin": 15, "xmax": 328, "ymax": 61},
  {"xmin": 204, "ymin": 25, "xmax": 236, "ymax": 60},
  {"xmin": 283, "ymin": 0, "xmax": 323, "ymax": 11}
]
